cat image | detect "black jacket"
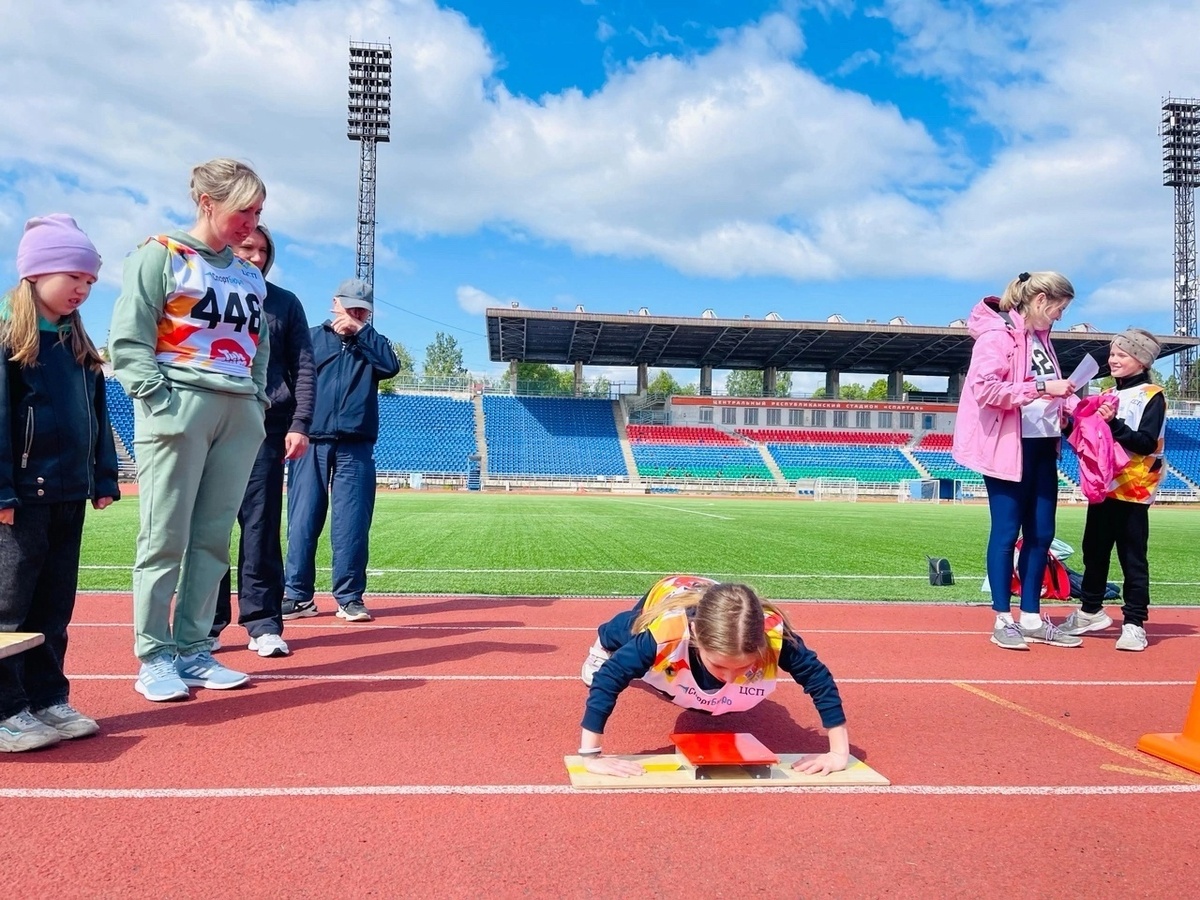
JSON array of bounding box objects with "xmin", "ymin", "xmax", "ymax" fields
[
  {"xmin": 262, "ymin": 282, "xmax": 316, "ymax": 436},
  {"xmin": 308, "ymin": 322, "xmax": 400, "ymax": 442},
  {"xmin": 0, "ymin": 332, "xmax": 120, "ymax": 507}
]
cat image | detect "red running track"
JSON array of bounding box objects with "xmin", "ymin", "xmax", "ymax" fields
[{"xmin": 1, "ymin": 594, "xmax": 1198, "ymax": 898}]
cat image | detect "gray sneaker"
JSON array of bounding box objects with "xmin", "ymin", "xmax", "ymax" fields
[
  {"xmin": 1022, "ymin": 617, "xmax": 1083, "ymax": 648},
  {"xmin": 336, "ymin": 601, "xmax": 373, "ymax": 622},
  {"xmin": 991, "ymin": 621, "xmax": 1029, "ymax": 651},
  {"xmin": 1115, "ymin": 623, "xmax": 1148, "ymax": 652},
  {"xmin": 0, "ymin": 709, "xmax": 62, "ymax": 752},
  {"xmin": 1060, "ymin": 609, "xmax": 1113, "ymax": 636},
  {"xmin": 32, "ymin": 702, "xmax": 99, "ymax": 739}
]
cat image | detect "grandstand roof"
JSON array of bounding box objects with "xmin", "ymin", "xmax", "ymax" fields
[{"xmin": 486, "ymin": 308, "xmax": 1200, "ymax": 377}]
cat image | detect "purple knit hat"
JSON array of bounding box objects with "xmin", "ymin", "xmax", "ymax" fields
[{"xmin": 16, "ymin": 214, "xmax": 102, "ymax": 280}]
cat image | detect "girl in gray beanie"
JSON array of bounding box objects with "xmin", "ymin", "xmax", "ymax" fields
[{"xmin": 1059, "ymin": 327, "xmax": 1165, "ymax": 651}]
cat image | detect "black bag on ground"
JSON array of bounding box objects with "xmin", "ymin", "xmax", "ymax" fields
[{"xmin": 927, "ymin": 556, "xmax": 954, "ymax": 586}]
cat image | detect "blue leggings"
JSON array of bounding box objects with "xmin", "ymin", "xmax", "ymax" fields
[{"xmin": 982, "ymin": 437, "xmax": 1060, "ymax": 614}]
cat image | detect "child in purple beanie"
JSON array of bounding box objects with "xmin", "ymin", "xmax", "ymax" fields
[{"xmin": 0, "ymin": 214, "xmax": 120, "ymax": 752}]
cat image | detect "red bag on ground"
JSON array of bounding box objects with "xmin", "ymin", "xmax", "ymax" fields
[{"xmin": 1010, "ymin": 537, "xmax": 1071, "ymax": 600}]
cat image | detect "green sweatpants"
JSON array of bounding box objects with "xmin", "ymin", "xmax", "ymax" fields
[{"xmin": 132, "ymin": 387, "xmax": 265, "ymax": 659}]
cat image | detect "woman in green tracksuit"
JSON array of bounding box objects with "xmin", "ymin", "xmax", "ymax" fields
[{"xmin": 109, "ymin": 158, "xmax": 271, "ymax": 702}]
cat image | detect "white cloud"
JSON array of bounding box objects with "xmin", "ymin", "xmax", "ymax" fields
[
  {"xmin": 833, "ymin": 49, "xmax": 881, "ymax": 78},
  {"xmin": 457, "ymin": 284, "xmax": 504, "ymax": 314},
  {"xmin": 0, "ymin": 0, "xmax": 1197, "ymax": 312},
  {"xmin": 1080, "ymin": 277, "xmax": 1175, "ymax": 320}
]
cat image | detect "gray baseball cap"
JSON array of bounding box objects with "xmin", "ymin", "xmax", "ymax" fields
[{"xmin": 335, "ymin": 278, "xmax": 373, "ymax": 312}]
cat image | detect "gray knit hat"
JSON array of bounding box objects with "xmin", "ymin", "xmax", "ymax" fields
[{"xmin": 1112, "ymin": 327, "xmax": 1161, "ymax": 369}]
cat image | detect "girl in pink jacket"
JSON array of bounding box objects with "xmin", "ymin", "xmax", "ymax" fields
[{"xmin": 952, "ymin": 272, "xmax": 1081, "ymax": 650}]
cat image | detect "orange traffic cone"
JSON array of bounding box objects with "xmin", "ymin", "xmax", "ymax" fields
[{"xmin": 1137, "ymin": 671, "xmax": 1200, "ymax": 775}]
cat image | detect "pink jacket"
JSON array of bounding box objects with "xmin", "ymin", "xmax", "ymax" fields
[
  {"xmin": 952, "ymin": 297, "xmax": 1078, "ymax": 481},
  {"xmin": 1068, "ymin": 393, "xmax": 1129, "ymax": 503}
]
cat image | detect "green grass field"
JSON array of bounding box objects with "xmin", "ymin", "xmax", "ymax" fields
[{"xmin": 77, "ymin": 492, "xmax": 1200, "ymax": 603}]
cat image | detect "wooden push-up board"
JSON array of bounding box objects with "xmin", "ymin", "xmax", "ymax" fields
[
  {"xmin": 566, "ymin": 732, "xmax": 889, "ymax": 789},
  {"xmin": 0, "ymin": 633, "xmax": 44, "ymax": 661}
]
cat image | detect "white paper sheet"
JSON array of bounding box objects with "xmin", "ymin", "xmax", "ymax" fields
[{"xmin": 1067, "ymin": 352, "xmax": 1100, "ymax": 389}]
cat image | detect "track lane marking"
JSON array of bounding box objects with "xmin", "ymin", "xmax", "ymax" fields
[
  {"xmin": 0, "ymin": 784, "xmax": 1198, "ymax": 799},
  {"xmin": 953, "ymin": 682, "xmax": 1200, "ymax": 785},
  {"xmin": 65, "ymin": 674, "xmax": 1196, "ymax": 686}
]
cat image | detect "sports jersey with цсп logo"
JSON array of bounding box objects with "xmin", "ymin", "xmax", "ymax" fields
[
  {"xmin": 1109, "ymin": 383, "xmax": 1165, "ymax": 504},
  {"xmin": 640, "ymin": 602, "xmax": 784, "ymax": 716},
  {"xmin": 149, "ymin": 235, "xmax": 266, "ymax": 378}
]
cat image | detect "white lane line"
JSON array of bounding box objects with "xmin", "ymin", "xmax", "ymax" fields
[
  {"xmin": 65, "ymin": 622, "xmax": 1200, "ymax": 639},
  {"xmin": 610, "ymin": 498, "xmax": 734, "ymax": 520},
  {"xmin": 65, "ymin": 674, "xmax": 1195, "ymax": 686},
  {"xmin": 1, "ymin": 783, "xmax": 1198, "ymax": 799}
]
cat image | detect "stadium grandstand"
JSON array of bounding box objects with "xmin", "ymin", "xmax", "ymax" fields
[{"xmin": 101, "ymin": 307, "xmax": 1200, "ymax": 502}]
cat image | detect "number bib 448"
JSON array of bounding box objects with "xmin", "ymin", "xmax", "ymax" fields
[{"xmin": 151, "ymin": 235, "xmax": 266, "ymax": 378}]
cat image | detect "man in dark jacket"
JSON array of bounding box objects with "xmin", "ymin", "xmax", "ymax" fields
[
  {"xmin": 282, "ymin": 278, "xmax": 400, "ymax": 623},
  {"xmin": 210, "ymin": 224, "xmax": 315, "ymax": 657}
]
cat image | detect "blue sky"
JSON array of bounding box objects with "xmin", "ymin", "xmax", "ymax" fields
[{"xmin": 2, "ymin": 0, "xmax": 1199, "ymax": 393}]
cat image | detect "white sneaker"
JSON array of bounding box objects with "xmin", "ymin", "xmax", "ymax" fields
[
  {"xmin": 1059, "ymin": 609, "xmax": 1113, "ymax": 636},
  {"xmin": 581, "ymin": 639, "xmax": 611, "ymax": 686},
  {"xmin": 1115, "ymin": 623, "xmax": 1148, "ymax": 652},
  {"xmin": 210, "ymin": 635, "xmax": 222, "ymax": 652},
  {"xmin": 248, "ymin": 634, "xmax": 290, "ymax": 658}
]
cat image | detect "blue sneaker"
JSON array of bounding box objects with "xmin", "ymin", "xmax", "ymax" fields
[
  {"xmin": 175, "ymin": 651, "xmax": 250, "ymax": 690},
  {"xmin": 135, "ymin": 652, "xmax": 190, "ymax": 702}
]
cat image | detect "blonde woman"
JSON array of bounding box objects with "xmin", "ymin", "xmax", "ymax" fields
[
  {"xmin": 110, "ymin": 159, "xmax": 271, "ymax": 701},
  {"xmin": 578, "ymin": 575, "xmax": 849, "ymax": 778},
  {"xmin": 952, "ymin": 272, "xmax": 1081, "ymax": 651}
]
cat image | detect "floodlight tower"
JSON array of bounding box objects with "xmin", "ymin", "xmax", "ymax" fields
[
  {"xmin": 347, "ymin": 40, "xmax": 392, "ymax": 289},
  {"xmin": 1163, "ymin": 97, "xmax": 1200, "ymax": 399}
]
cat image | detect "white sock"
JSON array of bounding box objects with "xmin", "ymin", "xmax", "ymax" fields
[
  {"xmin": 1020, "ymin": 612, "xmax": 1043, "ymax": 630},
  {"xmin": 995, "ymin": 613, "xmax": 1014, "ymax": 628}
]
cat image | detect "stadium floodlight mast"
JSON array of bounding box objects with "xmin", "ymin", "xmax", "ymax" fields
[
  {"xmin": 1163, "ymin": 97, "xmax": 1200, "ymax": 399},
  {"xmin": 347, "ymin": 40, "xmax": 392, "ymax": 290}
]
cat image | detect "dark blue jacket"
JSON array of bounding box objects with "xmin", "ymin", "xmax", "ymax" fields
[
  {"xmin": 262, "ymin": 282, "xmax": 316, "ymax": 437},
  {"xmin": 582, "ymin": 613, "xmax": 846, "ymax": 735},
  {"xmin": 308, "ymin": 322, "xmax": 400, "ymax": 442},
  {"xmin": 0, "ymin": 331, "xmax": 120, "ymax": 507}
]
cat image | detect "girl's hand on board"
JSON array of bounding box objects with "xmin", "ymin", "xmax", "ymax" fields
[
  {"xmin": 0, "ymin": 508, "xmax": 12, "ymax": 525},
  {"xmin": 791, "ymin": 751, "xmax": 850, "ymax": 776}
]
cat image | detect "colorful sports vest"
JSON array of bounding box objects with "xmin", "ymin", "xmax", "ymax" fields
[
  {"xmin": 1108, "ymin": 383, "xmax": 1165, "ymax": 504},
  {"xmin": 638, "ymin": 575, "xmax": 784, "ymax": 716},
  {"xmin": 149, "ymin": 235, "xmax": 266, "ymax": 378}
]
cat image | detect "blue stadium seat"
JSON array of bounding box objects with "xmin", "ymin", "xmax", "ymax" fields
[
  {"xmin": 771, "ymin": 444, "xmax": 919, "ymax": 483},
  {"xmin": 105, "ymin": 378, "xmax": 136, "ymax": 459},
  {"xmin": 482, "ymin": 396, "xmax": 626, "ymax": 477},
  {"xmin": 375, "ymin": 393, "xmax": 478, "ymax": 475}
]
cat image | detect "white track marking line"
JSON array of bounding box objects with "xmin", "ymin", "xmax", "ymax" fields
[
  {"xmin": 0, "ymin": 784, "xmax": 1197, "ymax": 799},
  {"xmin": 64, "ymin": 621, "xmax": 1200, "ymax": 640},
  {"xmin": 65, "ymin": 674, "xmax": 1195, "ymax": 685}
]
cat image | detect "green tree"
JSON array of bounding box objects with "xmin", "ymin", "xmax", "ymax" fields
[
  {"xmin": 647, "ymin": 370, "xmax": 685, "ymax": 396},
  {"xmin": 865, "ymin": 378, "xmax": 920, "ymax": 400},
  {"xmin": 514, "ymin": 362, "xmax": 573, "ymax": 395},
  {"xmin": 838, "ymin": 383, "xmax": 867, "ymax": 400},
  {"xmin": 423, "ymin": 332, "xmax": 466, "ymax": 380},
  {"xmin": 724, "ymin": 370, "xmax": 793, "ymax": 397},
  {"xmin": 586, "ymin": 375, "xmax": 612, "ymax": 397},
  {"xmin": 378, "ymin": 341, "xmax": 415, "ymax": 394}
]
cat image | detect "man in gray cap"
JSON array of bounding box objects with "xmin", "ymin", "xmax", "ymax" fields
[{"xmin": 282, "ymin": 278, "xmax": 400, "ymax": 623}]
